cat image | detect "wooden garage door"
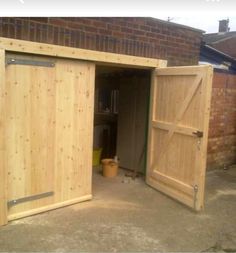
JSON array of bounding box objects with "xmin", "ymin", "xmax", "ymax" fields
[
  {"xmin": 4, "ymin": 54, "xmax": 95, "ymax": 220},
  {"xmin": 146, "ymin": 66, "xmax": 213, "ymax": 211}
]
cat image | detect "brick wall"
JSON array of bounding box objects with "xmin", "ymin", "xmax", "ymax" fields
[
  {"xmin": 0, "ymin": 17, "xmax": 202, "ymax": 66},
  {"xmin": 207, "ymin": 71, "xmax": 236, "ymax": 169}
]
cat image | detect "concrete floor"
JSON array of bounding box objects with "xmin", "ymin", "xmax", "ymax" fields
[{"xmin": 0, "ymin": 166, "xmax": 236, "ymax": 252}]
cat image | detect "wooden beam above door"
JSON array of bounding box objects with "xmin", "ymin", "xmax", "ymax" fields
[{"xmin": 0, "ymin": 37, "xmax": 166, "ymax": 69}]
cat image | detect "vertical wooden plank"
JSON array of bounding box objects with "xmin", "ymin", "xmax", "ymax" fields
[
  {"xmin": 146, "ymin": 60, "xmax": 168, "ymax": 178},
  {"xmin": 195, "ymin": 66, "xmax": 213, "ymax": 210},
  {"xmin": 148, "ymin": 61, "xmax": 168, "ymax": 176},
  {"xmin": 146, "ymin": 69, "xmax": 158, "ymax": 179},
  {"xmin": 29, "ymin": 66, "xmax": 55, "ymax": 203},
  {"xmin": 85, "ymin": 63, "xmax": 95, "ymax": 196},
  {"xmin": 0, "ymin": 49, "xmax": 7, "ymax": 225}
]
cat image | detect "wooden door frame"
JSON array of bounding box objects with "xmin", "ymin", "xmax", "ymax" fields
[{"xmin": 0, "ymin": 37, "xmax": 167, "ymax": 226}]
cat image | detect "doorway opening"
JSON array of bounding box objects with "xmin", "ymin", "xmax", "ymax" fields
[{"xmin": 93, "ymin": 65, "xmax": 151, "ymax": 185}]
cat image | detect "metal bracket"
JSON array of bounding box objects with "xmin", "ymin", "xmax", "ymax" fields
[
  {"xmin": 6, "ymin": 58, "xmax": 55, "ymax": 67},
  {"xmin": 7, "ymin": 191, "xmax": 54, "ymax": 208},
  {"xmin": 192, "ymin": 131, "xmax": 203, "ymax": 138},
  {"xmin": 193, "ymin": 185, "xmax": 198, "ymax": 210}
]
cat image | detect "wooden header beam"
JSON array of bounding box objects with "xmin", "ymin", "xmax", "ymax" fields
[{"xmin": 0, "ymin": 37, "xmax": 166, "ymax": 68}]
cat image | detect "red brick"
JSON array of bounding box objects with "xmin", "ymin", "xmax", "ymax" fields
[
  {"xmin": 107, "ymin": 24, "xmax": 121, "ymax": 31},
  {"xmin": 83, "ymin": 26, "xmax": 97, "ymax": 33},
  {"xmin": 49, "ymin": 18, "xmax": 67, "ymax": 27},
  {"xmin": 81, "ymin": 18, "xmax": 93, "ymax": 25},
  {"xmin": 139, "ymin": 25, "xmax": 151, "ymax": 31},
  {"xmin": 212, "ymin": 72, "xmax": 228, "ymax": 88},
  {"xmin": 92, "ymin": 20, "xmax": 107, "ymax": 29},
  {"xmin": 98, "ymin": 29, "xmax": 112, "ymax": 36},
  {"xmin": 120, "ymin": 27, "xmax": 133, "ymax": 34},
  {"xmin": 30, "ymin": 17, "xmax": 48, "ymax": 23},
  {"xmin": 227, "ymin": 75, "xmax": 236, "ymax": 88},
  {"xmin": 67, "ymin": 21, "xmax": 83, "ymax": 30},
  {"xmin": 112, "ymin": 32, "xmax": 125, "ymax": 38}
]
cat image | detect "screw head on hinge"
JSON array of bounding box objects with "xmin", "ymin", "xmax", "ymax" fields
[{"xmin": 194, "ymin": 185, "xmax": 198, "ymax": 192}]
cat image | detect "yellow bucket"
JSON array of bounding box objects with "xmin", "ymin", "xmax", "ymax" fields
[{"xmin": 93, "ymin": 148, "xmax": 102, "ymax": 166}]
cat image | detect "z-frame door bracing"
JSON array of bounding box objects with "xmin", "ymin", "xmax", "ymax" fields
[
  {"xmin": 3, "ymin": 54, "xmax": 95, "ymax": 221},
  {"xmin": 146, "ymin": 66, "xmax": 213, "ymax": 211}
]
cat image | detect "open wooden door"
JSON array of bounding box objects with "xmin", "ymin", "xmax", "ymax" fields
[{"xmin": 146, "ymin": 66, "xmax": 213, "ymax": 211}]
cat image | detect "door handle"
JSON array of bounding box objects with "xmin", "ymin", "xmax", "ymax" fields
[{"xmin": 192, "ymin": 131, "xmax": 203, "ymax": 138}]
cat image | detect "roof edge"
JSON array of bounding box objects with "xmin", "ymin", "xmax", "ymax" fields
[
  {"xmin": 202, "ymin": 43, "xmax": 236, "ymax": 62},
  {"xmin": 210, "ymin": 34, "xmax": 236, "ymax": 44}
]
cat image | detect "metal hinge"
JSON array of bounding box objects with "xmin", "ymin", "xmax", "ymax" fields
[
  {"xmin": 7, "ymin": 191, "xmax": 54, "ymax": 208},
  {"xmin": 193, "ymin": 184, "xmax": 199, "ymax": 210},
  {"xmin": 6, "ymin": 58, "xmax": 55, "ymax": 68},
  {"xmin": 192, "ymin": 131, "xmax": 203, "ymax": 138}
]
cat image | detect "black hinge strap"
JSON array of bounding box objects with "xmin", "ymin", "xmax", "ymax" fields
[
  {"xmin": 6, "ymin": 58, "xmax": 55, "ymax": 67},
  {"xmin": 8, "ymin": 191, "xmax": 54, "ymax": 208}
]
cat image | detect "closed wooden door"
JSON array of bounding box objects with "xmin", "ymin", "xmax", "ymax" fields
[
  {"xmin": 146, "ymin": 66, "xmax": 213, "ymax": 211},
  {"xmin": 4, "ymin": 54, "xmax": 95, "ymax": 220}
]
